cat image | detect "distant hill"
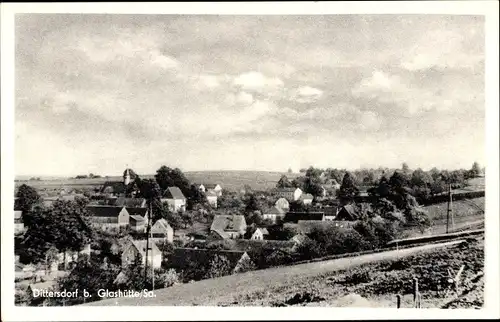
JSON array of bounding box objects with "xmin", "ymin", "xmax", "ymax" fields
[{"xmin": 14, "ymin": 170, "xmax": 301, "ymax": 192}]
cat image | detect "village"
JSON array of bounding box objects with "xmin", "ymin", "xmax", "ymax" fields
[{"xmin": 13, "ymin": 162, "xmax": 485, "ymax": 306}]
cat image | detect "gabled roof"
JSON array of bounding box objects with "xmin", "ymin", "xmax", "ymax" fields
[
  {"xmin": 168, "ymin": 248, "xmax": 248, "ymax": 271},
  {"xmin": 275, "ymin": 197, "xmax": 290, "ymax": 208},
  {"xmin": 211, "ymin": 229, "xmax": 229, "ymax": 239},
  {"xmin": 151, "ymin": 218, "xmax": 172, "ymax": 234},
  {"xmin": 336, "ymin": 204, "xmax": 358, "ymax": 220},
  {"xmin": 284, "ymin": 212, "xmax": 325, "ymax": 223},
  {"xmin": 101, "ymin": 181, "xmax": 126, "ymax": 194},
  {"xmin": 129, "ymin": 239, "xmax": 160, "ymax": 257},
  {"xmin": 163, "ymin": 187, "xmax": 186, "ymax": 200},
  {"xmin": 204, "ymin": 184, "xmax": 221, "ymax": 190},
  {"xmin": 129, "ymin": 215, "xmax": 146, "ymax": 222},
  {"xmin": 210, "ymin": 215, "xmax": 246, "ymax": 232},
  {"xmin": 114, "ymin": 197, "xmax": 146, "ymax": 208},
  {"xmin": 14, "ymin": 210, "xmax": 22, "ymax": 219},
  {"xmin": 86, "ymin": 205, "xmax": 127, "ymax": 217},
  {"xmin": 125, "ymin": 207, "xmax": 148, "ymax": 217},
  {"xmin": 262, "ymin": 206, "xmax": 285, "ymax": 215}
]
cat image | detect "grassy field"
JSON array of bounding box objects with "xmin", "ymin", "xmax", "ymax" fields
[
  {"xmin": 221, "ymin": 238, "xmax": 484, "ymax": 308},
  {"xmin": 15, "ymin": 171, "xmax": 301, "ymax": 193},
  {"xmin": 402, "ymin": 197, "xmax": 485, "ymax": 238}
]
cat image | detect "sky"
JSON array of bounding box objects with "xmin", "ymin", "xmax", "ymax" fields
[{"xmin": 15, "ymin": 14, "xmax": 485, "ymax": 177}]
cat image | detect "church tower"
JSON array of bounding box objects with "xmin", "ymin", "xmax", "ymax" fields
[{"xmin": 124, "ymin": 167, "xmax": 131, "ymax": 186}]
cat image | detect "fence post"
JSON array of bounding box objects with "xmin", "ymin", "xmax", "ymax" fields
[
  {"xmin": 396, "ymin": 294, "xmax": 401, "ymax": 308},
  {"xmin": 413, "ymin": 278, "xmax": 419, "ymax": 307},
  {"xmin": 417, "ymin": 293, "xmax": 422, "ymax": 308}
]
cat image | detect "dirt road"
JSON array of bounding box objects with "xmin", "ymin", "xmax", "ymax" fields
[{"xmin": 84, "ymin": 239, "xmax": 464, "ymax": 306}]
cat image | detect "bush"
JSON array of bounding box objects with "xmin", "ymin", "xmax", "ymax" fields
[{"xmin": 157, "ymin": 268, "xmax": 180, "ymax": 288}]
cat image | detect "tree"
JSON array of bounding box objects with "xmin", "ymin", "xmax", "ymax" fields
[
  {"xmin": 303, "ymin": 176, "xmax": 323, "ymax": 197},
  {"xmin": 244, "ymin": 194, "xmax": 260, "ymax": 213},
  {"xmin": 180, "ymin": 211, "xmax": 195, "ymax": 229},
  {"xmin": 470, "ymin": 162, "xmax": 481, "ymax": 178},
  {"xmin": 154, "ymin": 166, "xmax": 191, "ymax": 197},
  {"xmin": 15, "ymin": 184, "xmax": 41, "ymax": 214},
  {"xmin": 186, "ymin": 184, "xmax": 208, "ymax": 210},
  {"xmin": 287, "ymin": 167, "xmax": 293, "ymax": 174},
  {"xmin": 204, "ymin": 255, "xmax": 233, "ymax": 279},
  {"xmin": 276, "ymin": 175, "xmax": 293, "ymax": 188},
  {"xmin": 19, "ymin": 200, "xmax": 93, "ymax": 265},
  {"xmin": 338, "ymin": 172, "xmax": 360, "ymax": 204}
]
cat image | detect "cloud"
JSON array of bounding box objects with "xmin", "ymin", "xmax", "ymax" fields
[
  {"xmin": 233, "ymin": 71, "xmax": 284, "ymax": 93},
  {"xmin": 288, "ymin": 86, "xmax": 323, "ymax": 103}
]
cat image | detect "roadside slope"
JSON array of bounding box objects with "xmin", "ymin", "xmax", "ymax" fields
[{"xmin": 84, "ymin": 240, "xmax": 464, "ymax": 306}]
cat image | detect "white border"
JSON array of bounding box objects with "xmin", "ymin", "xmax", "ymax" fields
[{"xmin": 1, "ymin": 2, "xmax": 499, "ymax": 321}]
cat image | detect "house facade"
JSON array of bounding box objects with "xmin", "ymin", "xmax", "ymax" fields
[
  {"xmin": 262, "ymin": 206, "xmax": 286, "ymax": 224},
  {"xmin": 14, "ymin": 210, "xmax": 24, "ymax": 234},
  {"xmin": 121, "ymin": 240, "xmax": 162, "ymax": 269},
  {"xmin": 300, "ymin": 193, "xmax": 314, "ymax": 205},
  {"xmin": 249, "ymin": 228, "xmax": 269, "ymax": 240},
  {"xmin": 205, "ymin": 184, "xmax": 223, "ymax": 197},
  {"xmin": 151, "ymin": 218, "xmax": 174, "ymax": 243},
  {"xmin": 206, "ymin": 191, "xmax": 218, "ymax": 208},
  {"xmin": 86, "ymin": 206, "xmax": 130, "ymax": 230},
  {"xmin": 161, "ymin": 187, "xmax": 186, "ymax": 213},
  {"xmin": 275, "ymin": 187, "xmax": 302, "ymax": 201},
  {"xmin": 274, "ymin": 197, "xmax": 290, "ymax": 211},
  {"xmin": 129, "ymin": 215, "xmax": 146, "ymax": 233}
]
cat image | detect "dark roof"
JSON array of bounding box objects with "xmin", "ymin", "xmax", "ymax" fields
[
  {"xmin": 129, "ymin": 215, "xmax": 145, "ymax": 222},
  {"xmin": 204, "ymin": 184, "xmax": 221, "ymax": 190},
  {"xmin": 101, "ymin": 181, "xmax": 126, "ymax": 194},
  {"xmin": 335, "ymin": 204, "xmax": 358, "ymax": 221},
  {"xmin": 114, "ymin": 197, "xmax": 146, "ymax": 208},
  {"xmin": 86, "ymin": 205, "xmax": 127, "ymax": 217},
  {"xmin": 163, "ymin": 187, "xmax": 186, "ymax": 200},
  {"xmin": 167, "ymin": 248, "xmax": 247, "ymax": 271},
  {"xmin": 125, "ymin": 207, "xmax": 148, "ymax": 217},
  {"xmin": 210, "ymin": 215, "xmax": 246, "ymax": 232},
  {"xmin": 284, "ymin": 212, "xmax": 325, "ymax": 223}
]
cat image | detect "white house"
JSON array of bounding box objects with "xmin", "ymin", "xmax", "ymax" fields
[
  {"xmin": 205, "ymin": 184, "xmax": 223, "ymax": 197},
  {"xmin": 161, "ymin": 187, "xmax": 186, "ymax": 213},
  {"xmin": 121, "ymin": 239, "xmax": 162, "ymax": 269},
  {"xmin": 151, "ymin": 218, "xmax": 174, "ymax": 243},
  {"xmin": 300, "ymin": 193, "xmax": 314, "ymax": 205},
  {"xmin": 262, "ymin": 206, "xmax": 286, "ymax": 224},
  {"xmin": 274, "ymin": 198, "xmax": 290, "ymax": 211},
  {"xmin": 206, "ymin": 190, "xmax": 218, "ymax": 208},
  {"xmin": 249, "ymin": 227, "xmax": 269, "ymax": 240},
  {"xmin": 14, "ymin": 210, "xmax": 24, "ymax": 234}
]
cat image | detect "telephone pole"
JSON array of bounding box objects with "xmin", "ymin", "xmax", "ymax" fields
[
  {"xmin": 144, "ymin": 200, "xmax": 151, "ymax": 282},
  {"xmin": 446, "ymin": 184, "xmax": 453, "ymax": 234}
]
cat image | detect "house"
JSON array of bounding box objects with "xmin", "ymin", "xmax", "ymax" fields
[
  {"xmin": 161, "ymin": 187, "xmax": 186, "ymax": 213},
  {"xmin": 129, "ymin": 215, "xmax": 146, "ymax": 233},
  {"xmin": 85, "ymin": 205, "xmax": 130, "ymax": 230},
  {"xmin": 300, "ymin": 193, "xmax": 314, "ymax": 205},
  {"xmin": 151, "ymin": 218, "xmax": 174, "ymax": 243},
  {"xmin": 275, "ymin": 187, "xmax": 302, "ymax": 201},
  {"xmin": 335, "ymin": 204, "xmax": 359, "ymax": 221},
  {"xmin": 14, "ymin": 210, "xmax": 24, "ymax": 234},
  {"xmin": 274, "ymin": 197, "xmax": 290, "ymax": 211},
  {"xmin": 166, "ymin": 248, "xmax": 254, "ymax": 274},
  {"xmin": 262, "ymin": 206, "xmax": 286, "ymax": 224},
  {"xmin": 210, "ymin": 215, "xmax": 247, "ymax": 239},
  {"xmin": 205, "ymin": 184, "xmax": 223, "ymax": 197},
  {"xmin": 249, "ymin": 227, "xmax": 269, "ymax": 240},
  {"xmin": 27, "ymin": 281, "xmax": 57, "ymax": 305},
  {"xmin": 121, "ymin": 239, "xmax": 162, "ymax": 269},
  {"xmin": 114, "ymin": 197, "xmax": 147, "ymax": 208},
  {"xmin": 206, "ymin": 190, "xmax": 218, "ymax": 208},
  {"xmin": 284, "ymin": 211, "xmax": 325, "ymax": 223}
]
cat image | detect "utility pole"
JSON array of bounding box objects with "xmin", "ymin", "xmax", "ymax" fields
[
  {"xmin": 144, "ymin": 200, "xmax": 151, "ymax": 283},
  {"xmin": 446, "ymin": 184, "xmax": 453, "ymax": 234},
  {"xmin": 151, "ymin": 213, "xmax": 155, "ymax": 291}
]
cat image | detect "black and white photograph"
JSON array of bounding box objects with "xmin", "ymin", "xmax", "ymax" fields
[{"xmin": 1, "ymin": 1, "xmax": 499, "ymax": 320}]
